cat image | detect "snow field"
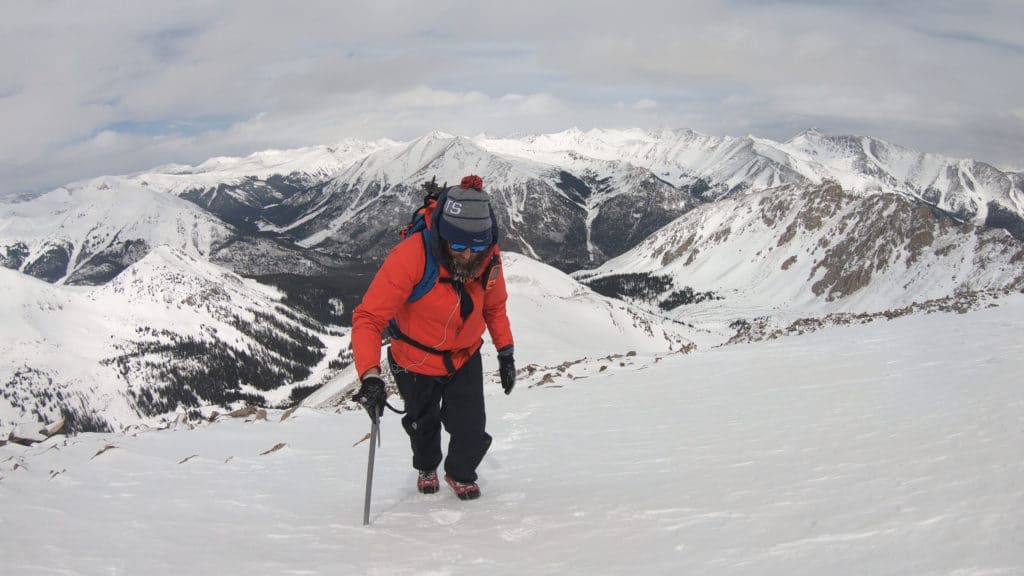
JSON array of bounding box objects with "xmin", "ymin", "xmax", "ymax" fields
[{"xmin": 2, "ymin": 295, "xmax": 1022, "ymax": 575}]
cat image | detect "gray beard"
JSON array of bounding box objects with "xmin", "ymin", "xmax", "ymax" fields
[{"xmin": 444, "ymin": 250, "xmax": 488, "ymax": 281}]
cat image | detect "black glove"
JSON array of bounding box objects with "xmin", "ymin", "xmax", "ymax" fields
[
  {"xmin": 354, "ymin": 376, "xmax": 386, "ymax": 421},
  {"xmin": 498, "ymin": 351, "xmax": 516, "ymax": 395}
]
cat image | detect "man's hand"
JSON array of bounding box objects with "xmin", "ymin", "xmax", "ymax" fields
[
  {"xmin": 354, "ymin": 376, "xmax": 386, "ymax": 421},
  {"xmin": 498, "ymin": 349, "xmax": 515, "ymax": 395}
]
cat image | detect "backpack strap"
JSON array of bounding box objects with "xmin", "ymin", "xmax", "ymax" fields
[
  {"xmin": 407, "ymin": 227, "xmax": 439, "ymax": 303},
  {"xmin": 387, "ymin": 319, "xmax": 457, "ymax": 375}
]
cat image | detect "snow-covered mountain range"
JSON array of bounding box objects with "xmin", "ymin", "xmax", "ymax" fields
[
  {"xmin": 5, "ymin": 128, "xmax": 1021, "ymax": 284},
  {"xmin": 580, "ymin": 180, "xmax": 1024, "ymax": 324},
  {"xmin": 1, "ymin": 127, "xmax": 1022, "ymax": 434},
  {"xmin": 1, "ymin": 247, "xmax": 348, "ymax": 433}
]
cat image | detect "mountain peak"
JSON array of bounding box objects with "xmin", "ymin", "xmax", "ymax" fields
[{"xmin": 423, "ymin": 129, "xmax": 456, "ymax": 141}]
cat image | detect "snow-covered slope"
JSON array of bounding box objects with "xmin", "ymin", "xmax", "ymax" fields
[
  {"xmin": 3, "ymin": 291, "xmax": 1021, "ymax": 575},
  {"xmin": 500, "ymin": 253, "xmax": 695, "ymax": 359},
  {"xmin": 0, "ymin": 247, "xmax": 347, "ymax": 434}
]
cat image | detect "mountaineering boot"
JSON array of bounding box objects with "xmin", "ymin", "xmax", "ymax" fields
[
  {"xmin": 444, "ymin": 474, "xmax": 481, "ymax": 500},
  {"xmin": 417, "ymin": 470, "xmax": 439, "ymax": 494}
]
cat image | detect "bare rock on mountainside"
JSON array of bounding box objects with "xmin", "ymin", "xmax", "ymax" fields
[{"xmin": 725, "ymin": 289, "xmax": 1010, "ymax": 345}]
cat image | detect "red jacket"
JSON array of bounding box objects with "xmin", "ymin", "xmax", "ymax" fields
[{"xmin": 351, "ymin": 230, "xmax": 514, "ymax": 378}]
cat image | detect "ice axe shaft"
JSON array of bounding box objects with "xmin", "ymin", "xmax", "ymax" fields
[{"xmin": 362, "ymin": 417, "xmax": 379, "ymax": 526}]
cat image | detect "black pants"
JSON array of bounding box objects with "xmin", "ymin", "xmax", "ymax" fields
[{"xmin": 389, "ymin": 349, "xmax": 492, "ymax": 483}]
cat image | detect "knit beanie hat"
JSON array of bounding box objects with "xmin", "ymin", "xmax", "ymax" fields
[{"xmin": 438, "ymin": 176, "xmax": 493, "ymax": 246}]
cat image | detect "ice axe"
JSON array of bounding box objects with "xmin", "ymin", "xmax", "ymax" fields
[{"xmin": 362, "ymin": 415, "xmax": 380, "ymax": 526}]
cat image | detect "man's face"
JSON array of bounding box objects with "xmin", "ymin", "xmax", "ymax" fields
[
  {"xmin": 447, "ymin": 243, "xmax": 475, "ymax": 265},
  {"xmin": 445, "ymin": 241, "xmax": 488, "ymax": 278}
]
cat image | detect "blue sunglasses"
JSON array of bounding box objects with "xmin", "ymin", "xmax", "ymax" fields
[{"xmin": 449, "ymin": 241, "xmax": 489, "ymax": 253}]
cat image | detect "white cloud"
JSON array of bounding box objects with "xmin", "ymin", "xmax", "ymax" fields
[
  {"xmin": 500, "ymin": 93, "xmax": 562, "ymax": 115},
  {"xmin": 633, "ymin": 99, "xmax": 658, "ymax": 111},
  {"xmin": 1, "ymin": 0, "xmax": 1023, "ymax": 194},
  {"xmin": 382, "ymin": 87, "xmax": 489, "ymax": 110}
]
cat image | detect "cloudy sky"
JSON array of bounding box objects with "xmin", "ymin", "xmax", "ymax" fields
[{"xmin": 2, "ymin": 0, "xmax": 1022, "ymax": 196}]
